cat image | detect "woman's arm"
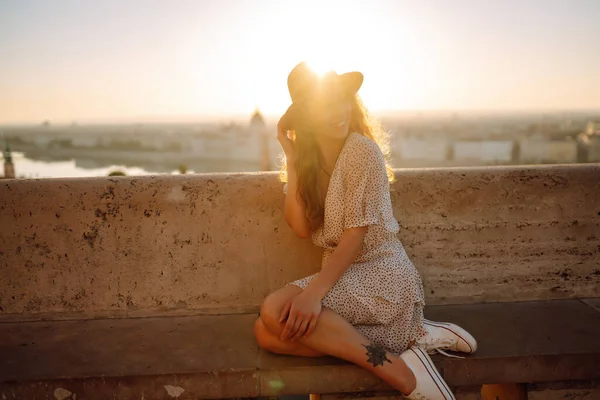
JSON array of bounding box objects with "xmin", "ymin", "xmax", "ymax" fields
[
  {"xmin": 280, "ymin": 226, "xmax": 367, "ymax": 340},
  {"xmin": 304, "ymin": 226, "xmax": 367, "ymax": 298},
  {"xmin": 276, "ymin": 112, "xmax": 312, "ymax": 239},
  {"xmin": 283, "ymin": 162, "xmax": 312, "ymax": 238}
]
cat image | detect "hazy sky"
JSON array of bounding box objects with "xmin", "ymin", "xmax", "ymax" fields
[{"xmin": 1, "ymin": 0, "xmax": 599, "ymax": 123}]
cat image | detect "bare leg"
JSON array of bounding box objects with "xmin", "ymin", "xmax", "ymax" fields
[
  {"xmin": 256, "ymin": 317, "xmax": 414, "ymax": 356},
  {"xmin": 254, "ymin": 318, "xmax": 324, "ymax": 357},
  {"xmin": 256, "ymin": 285, "xmax": 417, "ymax": 395}
]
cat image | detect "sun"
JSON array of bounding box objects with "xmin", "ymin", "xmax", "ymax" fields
[
  {"xmin": 305, "ymin": 60, "xmax": 332, "ymax": 76},
  {"xmin": 206, "ymin": 0, "xmax": 430, "ymax": 115}
]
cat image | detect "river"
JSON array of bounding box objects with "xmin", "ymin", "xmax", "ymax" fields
[{"xmin": 9, "ymin": 152, "xmax": 176, "ymax": 178}]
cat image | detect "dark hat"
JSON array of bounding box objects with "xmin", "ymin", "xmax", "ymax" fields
[{"xmin": 284, "ymin": 61, "xmax": 363, "ymax": 128}]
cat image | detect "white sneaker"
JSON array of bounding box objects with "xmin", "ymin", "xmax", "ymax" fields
[
  {"xmin": 416, "ymin": 319, "xmax": 478, "ymax": 358},
  {"xmin": 400, "ymin": 346, "xmax": 456, "ymax": 400}
]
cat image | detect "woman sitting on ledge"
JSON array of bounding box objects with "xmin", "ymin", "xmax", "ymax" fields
[{"xmin": 254, "ymin": 62, "xmax": 477, "ymax": 400}]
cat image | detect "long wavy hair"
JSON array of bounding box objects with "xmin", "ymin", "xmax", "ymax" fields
[{"xmin": 280, "ymin": 94, "xmax": 394, "ymax": 232}]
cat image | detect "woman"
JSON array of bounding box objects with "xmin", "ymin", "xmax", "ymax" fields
[{"xmin": 254, "ymin": 62, "xmax": 477, "ymax": 400}]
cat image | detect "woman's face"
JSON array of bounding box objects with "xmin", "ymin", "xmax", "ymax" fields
[{"xmin": 312, "ymin": 87, "xmax": 352, "ymax": 140}]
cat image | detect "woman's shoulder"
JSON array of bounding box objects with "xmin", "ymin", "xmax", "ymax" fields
[{"xmin": 344, "ymin": 132, "xmax": 385, "ymax": 164}]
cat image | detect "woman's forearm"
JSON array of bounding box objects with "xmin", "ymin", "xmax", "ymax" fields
[
  {"xmin": 304, "ymin": 227, "xmax": 367, "ymax": 299},
  {"xmin": 284, "ymin": 164, "xmax": 311, "ymax": 237}
]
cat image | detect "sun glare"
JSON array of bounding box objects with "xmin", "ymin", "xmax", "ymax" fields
[
  {"xmin": 259, "ymin": 1, "xmax": 429, "ymax": 114},
  {"xmin": 305, "ymin": 60, "xmax": 331, "ymax": 76},
  {"xmin": 183, "ymin": 0, "xmax": 433, "ymax": 117}
]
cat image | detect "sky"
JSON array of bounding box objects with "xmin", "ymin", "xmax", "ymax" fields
[{"xmin": 1, "ymin": 0, "xmax": 599, "ymax": 124}]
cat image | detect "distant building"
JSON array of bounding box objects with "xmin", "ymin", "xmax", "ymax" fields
[
  {"xmin": 249, "ymin": 109, "xmax": 271, "ymax": 171},
  {"xmin": 72, "ymin": 134, "xmax": 100, "ymax": 148},
  {"xmin": 585, "ymin": 121, "xmax": 600, "ymax": 136},
  {"xmin": 33, "ymin": 135, "xmax": 53, "ymax": 148},
  {"xmin": 394, "ymin": 137, "xmax": 448, "ymax": 162},
  {"xmin": 2, "ymin": 141, "xmax": 15, "ymax": 179},
  {"xmin": 577, "ymin": 121, "xmax": 600, "ymax": 162},
  {"xmin": 453, "ymin": 140, "xmax": 513, "ymax": 163},
  {"xmin": 519, "ymin": 134, "xmax": 577, "ymax": 164}
]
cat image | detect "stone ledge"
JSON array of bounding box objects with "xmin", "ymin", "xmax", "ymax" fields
[
  {"xmin": 324, "ymin": 381, "xmax": 600, "ymax": 400},
  {"xmin": 2, "ymin": 165, "xmax": 600, "ymax": 319},
  {"xmin": 1, "ymin": 299, "xmax": 599, "ymax": 399},
  {"xmin": 527, "ymin": 379, "xmax": 600, "ymax": 400}
]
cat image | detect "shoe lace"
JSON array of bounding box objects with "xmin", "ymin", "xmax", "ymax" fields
[{"xmin": 415, "ymin": 336, "xmax": 464, "ymax": 359}]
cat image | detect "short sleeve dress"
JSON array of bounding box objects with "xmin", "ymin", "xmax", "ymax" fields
[{"xmin": 287, "ymin": 132, "xmax": 427, "ymax": 355}]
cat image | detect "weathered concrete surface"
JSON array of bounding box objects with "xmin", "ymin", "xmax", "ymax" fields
[
  {"xmin": 0, "ymin": 314, "xmax": 260, "ymax": 399},
  {"xmin": 527, "ymin": 380, "xmax": 600, "ymax": 400},
  {"xmin": 2, "ymin": 300, "xmax": 599, "ymax": 399},
  {"xmin": 0, "ymin": 313, "xmax": 258, "ymax": 383},
  {"xmin": 321, "ymin": 388, "xmax": 481, "ymax": 400},
  {"xmin": 0, "ymin": 372, "xmax": 259, "ymax": 400},
  {"xmin": 0, "ymin": 165, "xmax": 599, "ymax": 319},
  {"xmin": 583, "ymin": 298, "xmax": 600, "ymax": 313}
]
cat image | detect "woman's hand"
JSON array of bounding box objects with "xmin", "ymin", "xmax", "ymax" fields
[
  {"xmin": 277, "ymin": 112, "xmax": 295, "ymax": 163},
  {"xmin": 279, "ymin": 290, "xmax": 322, "ymax": 341}
]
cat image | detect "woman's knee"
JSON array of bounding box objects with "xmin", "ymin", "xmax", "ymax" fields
[
  {"xmin": 259, "ymin": 293, "xmax": 283, "ymax": 332},
  {"xmin": 254, "ymin": 318, "xmax": 272, "ymax": 350},
  {"xmin": 259, "ymin": 285, "xmax": 301, "ymax": 332},
  {"xmin": 255, "ymin": 317, "xmax": 288, "ymax": 354}
]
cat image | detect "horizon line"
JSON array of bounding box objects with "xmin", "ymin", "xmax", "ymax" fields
[{"xmin": 2, "ymin": 107, "xmax": 600, "ymax": 127}]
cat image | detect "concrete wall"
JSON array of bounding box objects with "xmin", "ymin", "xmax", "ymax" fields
[{"xmin": 1, "ymin": 165, "xmax": 599, "ymax": 321}]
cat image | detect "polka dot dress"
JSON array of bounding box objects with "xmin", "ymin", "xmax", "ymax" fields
[{"xmin": 287, "ymin": 132, "xmax": 427, "ymax": 355}]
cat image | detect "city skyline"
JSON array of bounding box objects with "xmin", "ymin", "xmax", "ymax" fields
[{"xmin": 1, "ymin": 0, "xmax": 600, "ymax": 124}]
